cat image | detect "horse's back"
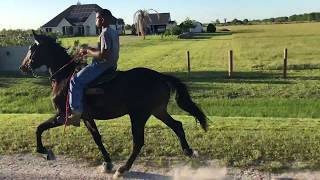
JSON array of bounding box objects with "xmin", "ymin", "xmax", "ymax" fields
[
  {"xmin": 85, "ymin": 67, "xmax": 170, "ymax": 119},
  {"xmin": 91, "ymin": 67, "xmax": 164, "ymax": 88}
]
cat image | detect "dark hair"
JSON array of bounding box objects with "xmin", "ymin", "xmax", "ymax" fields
[{"xmin": 97, "ymin": 9, "xmax": 114, "ymax": 18}]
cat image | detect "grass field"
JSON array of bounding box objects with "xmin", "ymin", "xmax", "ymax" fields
[
  {"xmin": 1, "ymin": 23, "xmax": 320, "ymax": 117},
  {"xmin": 1, "ymin": 23, "xmax": 320, "ymax": 171}
]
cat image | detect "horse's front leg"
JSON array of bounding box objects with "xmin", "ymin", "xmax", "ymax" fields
[
  {"xmin": 83, "ymin": 118, "xmax": 114, "ymax": 173},
  {"xmin": 36, "ymin": 113, "xmax": 64, "ymax": 158}
]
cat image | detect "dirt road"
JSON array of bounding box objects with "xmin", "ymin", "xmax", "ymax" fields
[{"xmin": 1, "ymin": 154, "xmax": 319, "ymax": 180}]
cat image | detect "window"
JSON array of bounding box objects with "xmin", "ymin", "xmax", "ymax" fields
[
  {"xmin": 62, "ymin": 26, "xmax": 73, "ymax": 36},
  {"xmin": 45, "ymin": 28, "xmax": 52, "ymax": 33}
]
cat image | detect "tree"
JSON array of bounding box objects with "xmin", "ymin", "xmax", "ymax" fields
[
  {"xmin": 179, "ymin": 18, "xmax": 195, "ymax": 32},
  {"xmin": 309, "ymin": 13, "xmax": 317, "ymax": 21},
  {"xmin": 232, "ymin": 18, "xmax": 243, "ymax": 25},
  {"xmin": 289, "ymin": 15, "xmax": 298, "ymax": 21},
  {"xmin": 243, "ymin": 19, "xmax": 249, "ymax": 24},
  {"xmin": 117, "ymin": 18, "xmax": 125, "ymax": 34},
  {"xmin": 215, "ymin": 19, "xmax": 220, "ymax": 24},
  {"xmin": 118, "ymin": 18, "xmax": 125, "ymax": 25},
  {"xmin": 131, "ymin": 24, "xmax": 136, "ymax": 35},
  {"xmin": 164, "ymin": 25, "xmax": 182, "ymax": 36},
  {"xmin": 207, "ymin": 23, "xmax": 216, "ymax": 33},
  {"xmin": 133, "ymin": 9, "xmax": 159, "ymax": 39},
  {"xmin": 125, "ymin": 24, "xmax": 132, "ymax": 30}
]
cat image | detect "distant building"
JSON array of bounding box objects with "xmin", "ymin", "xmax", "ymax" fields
[
  {"xmin": 138, "ymin": 13, "xmax": 171, "ymax": 34},
  {"xmin": 41, "ymin": 4, "xmax": 124, "ymax": 36}
]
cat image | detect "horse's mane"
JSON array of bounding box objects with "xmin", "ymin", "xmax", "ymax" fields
[
  {"xmin": 37, "ymin": 34, "xmax": 74, "ymax": 100},
  {"xmin": 37, "ymin": 34, "xmax": 70, "ymax": 60}
]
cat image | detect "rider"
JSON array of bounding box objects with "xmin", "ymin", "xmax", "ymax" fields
[{"xmin": 67, "ymin": 9, "xmax": 120, "ymax": 126}]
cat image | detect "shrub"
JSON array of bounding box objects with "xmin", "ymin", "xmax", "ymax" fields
[
  {"xmin": 0, "ymin": 29, "xmax": 33, "ymax": 47},
  {"xmin": 179, "ymin": 18, "xmax": 196, "ymax": 32},
  {"xmin": 131, "ymin": 25, "xmax": 137, "ymax": 35},
  {"xmin": 207, "ymin": 23, "xmax": 216, "ymax": 33},
  {"xmin": 164, "ymin": 25, "xmax": 182, "ymax": 36},
  {"xmin": 47, "ymin": 32, "xmax": 63, "ymax": 39}
]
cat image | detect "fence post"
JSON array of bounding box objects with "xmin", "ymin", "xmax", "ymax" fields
[
  {"xmin": 187, "ymin": 51, "xmax": 191, "ymax": 73},
  {"xmin": 229, "ymin": 50, "xmax": 233, "ymax": 78},
  {"xmin": 283, "ymin": 48, "xmax": 288, "ymax": 78}
]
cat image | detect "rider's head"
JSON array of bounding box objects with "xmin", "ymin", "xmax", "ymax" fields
[{"xmin": 96, "ymin": 9, "xmax": 115, "ymax": 28}]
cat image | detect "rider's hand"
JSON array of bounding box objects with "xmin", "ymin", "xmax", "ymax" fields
[{"xmin": 79, "ymin": 48, "xmax": 88, "ymax": 56}]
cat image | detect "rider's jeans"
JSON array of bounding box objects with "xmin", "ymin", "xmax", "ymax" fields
[{"xmin": 69, "ymin": 61, "xmax": 111, "ymax": 113}]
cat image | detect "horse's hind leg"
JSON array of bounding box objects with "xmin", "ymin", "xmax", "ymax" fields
[
  {"xmin": 36, "ymin": 113, "xmax": 64, "ymax": 155},
  {"xmin": 83, "ymin": 118, "xmax": 113, "ymax": 173},
  {"xmin": 153, "ymin": 109, "xmax": 194, "ymax": 157},
  {"xmin": 115, "ymin": 112, "xmax": 150, "ymax": 177}
]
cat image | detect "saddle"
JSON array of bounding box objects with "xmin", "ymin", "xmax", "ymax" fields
[{"xmin": 85, "ymin": 68, "xmax": 119, "ymax": 95}]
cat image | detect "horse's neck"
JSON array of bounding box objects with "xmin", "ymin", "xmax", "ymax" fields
[{"xmin": 48, "ymin": 54, "xmax": 72, "ymax": 77}]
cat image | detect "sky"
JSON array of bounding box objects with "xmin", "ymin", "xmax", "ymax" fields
[{"xmin": 1, "ymin": 0, "xmax": 320, "ymax": 29}]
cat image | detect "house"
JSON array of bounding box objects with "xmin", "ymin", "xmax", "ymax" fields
[
  {"xmin": 41, "ymin": 3, "xmax": 124, "ymax": 36},
  {"xmin": 139, "ymin": 13, "xmax": 171, "ymax": 34},
  {"xmin": 190, "ymin": 21, "xmax": 203, "ymax": 33}
]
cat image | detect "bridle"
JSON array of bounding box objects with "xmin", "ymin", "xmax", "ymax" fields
[
  {"xmin": 26, "ymin": 43, "xmax": 43, "ymax": 78},
  {"xmin": 26, "ymin": 43, "xmax": 82, "ymax": 80}
]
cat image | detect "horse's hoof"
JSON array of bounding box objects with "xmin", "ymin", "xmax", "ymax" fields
[
  {"xmin": 101, "ymin": 162, "xmax": 113, "ymax": 173},
  {"xmin": 192, "ymin": 150, "xmax": 199, "ymax": 158},
  {"xmin": 46, "ymin": 149, "xmax": 56, "ymax": 160},
  {"xmin": 184, "ymin": 148, "xmax": 194, "ymax": 157},
  {"xmin": 113, "ymin": 166, "xmax": 127, "ymax": 179},
  {"xmin": 113, "ymin": 170, "xmax": 122, "ymax": 179}
]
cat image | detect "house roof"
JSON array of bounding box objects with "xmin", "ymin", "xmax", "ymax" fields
[
  {"xmin": 144, "ymin": 13, "xmax": 171, "ymax": 25},
  {"xmin": 42, "ymin": 4, "xmax": 117, "ymax": 27}
]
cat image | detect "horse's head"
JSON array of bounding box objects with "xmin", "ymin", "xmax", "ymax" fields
[{"xmin": 20, "ymin": 30, "xmax": 70, "ymax": 75}]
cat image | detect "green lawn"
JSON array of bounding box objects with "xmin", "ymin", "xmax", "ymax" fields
[
  {"xmin": 61, "ymin": 23, "xmax": 320, "ymax": 72},
  {"xmin": 1, "ymin": 23, "xmax": 320, "ymax": 117},
  {"xmin": 1, "ymin": 114, "xmax": 320, "ymax": 171}
]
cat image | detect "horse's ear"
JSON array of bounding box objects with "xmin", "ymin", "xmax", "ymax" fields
[
  {"xmin": 32, "ymin": 30, "xmax": 37, "ymax": 37},
  {"xmin": 32, "ymin": 30, "xmax": 41, "ymax": 45}
]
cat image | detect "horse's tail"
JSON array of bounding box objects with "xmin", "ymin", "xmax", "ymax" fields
[{"xmin": 162, "ymin": 74, "xmax": 208, "ymax": 131}]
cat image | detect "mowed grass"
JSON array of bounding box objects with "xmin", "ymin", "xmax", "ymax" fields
[
  {"xmin": 2, "ymin": 23, "xmax": 320, "ymax": 117},
  {"xmin": 61, "ymin": 23, "xmax": 320, "ymax": 72},
  {"xmin": 1, "ymin": 72, "xmax": 320, "ymax": 118},
  {"xmin": 1, "ymin": 114, "xmax": 320, "ymax": 171}
]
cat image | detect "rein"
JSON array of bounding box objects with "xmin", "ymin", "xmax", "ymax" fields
[
  {"xmin": 46, "ymin": 56, "xmax": 83, "ymax": 134},
  {"xmin": 48, "ymin": 56, "xmax": 82, "ymax": 134},
  {"xmin": 49, "ymin": 59, "xmax": 75, "ymax": 81}
]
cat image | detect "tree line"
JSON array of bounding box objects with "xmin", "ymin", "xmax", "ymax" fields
[
  {"xmin": 219, "ymin": 12, "xmax": 320, "ymax": 25},
  {"xmin": 256, "ymin": 12, "xmax": 320, "ymax": 23}
]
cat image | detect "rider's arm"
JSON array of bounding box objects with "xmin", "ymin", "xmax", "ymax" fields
[
  {"xmin": 80, "ymin": 31, "xmax": 112, "ymax": 60},
  {"xmin": 86, "ymin": 48, "xmax": 111, "ymax": 60}
]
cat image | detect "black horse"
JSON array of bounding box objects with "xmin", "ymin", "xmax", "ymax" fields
[{"xmin": 20, "ymin": 31, "xmax": 208, "ymax": 177}]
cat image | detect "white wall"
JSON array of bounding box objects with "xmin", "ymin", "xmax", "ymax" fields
[
  {"xmin": 83, "ymin": 12, "xmax": 97, "ymax": 36},
  {"xmin": 190, "ymin": 22, "xmax": 203, "ymax": 33},
  {"xmin": 0, "ymin": 46, "xmax": 28, "ymax": 71},
  {"xmin": 0, "ymin": 46, "xmax": 46, "ymax": 72},
  {"xmin": 56, "ymin": 18, "xmax": 73, "ymax": 34}
]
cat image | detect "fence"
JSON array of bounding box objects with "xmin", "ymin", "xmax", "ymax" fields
[{"xmin": 186, "ymin": 48, "xmax": 289, "ymax": 78}]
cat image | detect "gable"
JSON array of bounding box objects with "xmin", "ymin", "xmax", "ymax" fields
[
  {"xmin": 144, "ymin": 13, "xmax": 171, "ymax": 25},
  {"xmin": 42, "ymin": 4, "xmax": 103, "ymax": 27}
]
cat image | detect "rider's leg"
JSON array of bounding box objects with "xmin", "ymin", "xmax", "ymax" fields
[{"xmin": 68, "ymin": 62, "xmax": 107, "ymax": 125}]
